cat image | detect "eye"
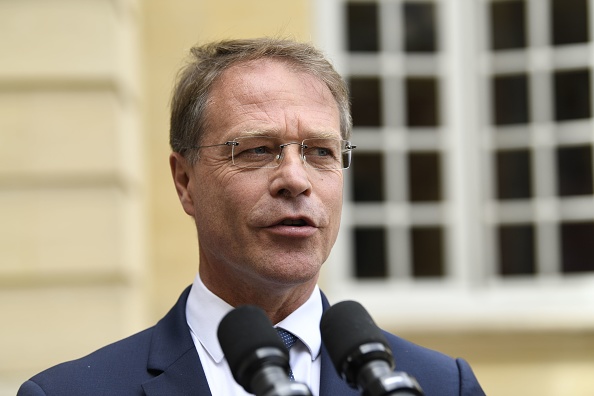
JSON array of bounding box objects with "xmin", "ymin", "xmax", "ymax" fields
[
  {"xmin": 232, "ymin": 137, "xmax": 278, "ymax": 168},
  {"xmin": 235, "ymin": 137, "xmax": 276, "ymax": 156},
  {"xmin": 305, "ymin": 142, "xmax": 338, "ymax": 159},
  {"xmin": 310, "ymin": 146, "xmax": 332, "ymax": 157},
  {"xmin": 251, "ymin": 146, "xmax": 269, "ymax": 155}
]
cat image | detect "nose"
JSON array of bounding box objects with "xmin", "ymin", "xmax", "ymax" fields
[
  {"xmin": 269, "ymin": 143, "xmax": 312, "ymax": 198},
  {"xmin": 276, "ymin": 142, "xmax": 305, "ymax": 164}
]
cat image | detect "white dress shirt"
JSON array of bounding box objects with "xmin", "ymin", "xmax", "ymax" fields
[{"xmin": 185, "ymin": 273, "xmax": 323, "ymax": 395}]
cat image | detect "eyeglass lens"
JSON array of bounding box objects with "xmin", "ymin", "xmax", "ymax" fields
[{"xmin": 231, "ymin": 136, "xmax": 353, "ymax": 169}]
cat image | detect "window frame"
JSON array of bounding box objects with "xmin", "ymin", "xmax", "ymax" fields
[{"xmin": 314, "ymin": 0, "xmax": 594, "ymax": 332}]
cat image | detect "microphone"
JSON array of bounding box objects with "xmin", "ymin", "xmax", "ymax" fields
[
  {"xmin": 320, "ymin": 301, "xmax": 424, "ymax": 396},
  {"xmin": 217, "ymin": 305, "xmax": 313, "ymax": 396}
]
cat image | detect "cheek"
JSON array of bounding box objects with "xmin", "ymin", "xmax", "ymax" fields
[
  {"xmin": 331, "ymin": 193, "xmax": 344, "ymax": 229},
  {"xmin": 321, "ymin": 175, "xmax": 344, "ymax": 224},
  {"xmin": 199, "ymin": 173, "xmax": 264, "ymax": 223}
]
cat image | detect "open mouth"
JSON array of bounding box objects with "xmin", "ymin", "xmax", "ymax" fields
[{"xmin": 280, "ymin": 219, "xmax": 308, "ymax": 227}]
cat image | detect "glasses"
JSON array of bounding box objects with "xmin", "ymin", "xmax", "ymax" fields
[{"xmin": 189, "ymin": 136, "xmax": 357, "ymax": 170}]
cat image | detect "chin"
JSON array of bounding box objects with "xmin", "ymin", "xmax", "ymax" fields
[{"xmin": 261, "ymin": 260, "xmax": 321, "ymax": 286}]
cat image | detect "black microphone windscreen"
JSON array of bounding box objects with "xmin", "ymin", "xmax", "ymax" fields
[
  {"xmin": 217, "ymin": 305, "xmax": 287, "ymax": 377},
  {"xmin": 320, "ymin": 300, "xmax": 391, "ymax": 373}
]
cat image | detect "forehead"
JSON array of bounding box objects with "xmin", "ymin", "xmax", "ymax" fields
[
  {"xmin": 218, "ymin": 58, "xmax": 321, "ymax": 90},
  {"xmin": 204, "ymin": 59, "xmax": 340, "ymax": 139}
]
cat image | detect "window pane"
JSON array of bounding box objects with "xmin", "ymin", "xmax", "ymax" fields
[
  {"xmin": 406, "ymin": 77, "xmax": 440, "ymax": 126},
  {"xmin": 556, "ymin": 145, "xmax": 594, "ymax": 196},
  {"xmin": 352, "ymin": 152, "xmax": 385, "ymax": 202},
  {"xmin": 408, "ymin": 151, "xmax": 441, "ymax": 202},
  {"xmin": 404, "ymin": 2, "xmax": 437, "ymax": 53},
  {"xmin": 498, "ymin": 224, "xmax": 536, "ymax": 276},
  {"xmin": 551, "ymin": 0, "xmax": 589, "ymax": 46},
  {"xmin": 350, "ymin": 77, "xmax": 382, "ymax": 127},
  {"xmin": 411, "ymin": 226, "xmax": 444, "ymax": 277},
  {"xmin": 554, "ymin": 69, "xmax": 591, "ymax": 121},
  {"xmin": 492, "ymin": 74, "xmax": 530, "ymax": 125},
  {"xmin": 347, "ymin": 2, "xmax": 379, "ymax": 52},
  {"xmin": 561, "ymin": 221, "xmax": 594, "ymax": 273},
  {"xmin": 490, "ymin": 0, "xmax": 527, "ymax": 50},
  {"xmin": 354, "ymin": 227, "xmax": 388, "ymax": 278},
  {"xmin": 496, "ymin": 149, "xmax": 532, "ymax": 199}
]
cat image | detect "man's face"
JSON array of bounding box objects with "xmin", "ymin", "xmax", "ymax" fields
[{"xmin": 177, "ymin": 59, "xmax": 344, "ymax": 293}]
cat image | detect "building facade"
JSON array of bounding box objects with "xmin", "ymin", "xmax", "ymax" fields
[{"xmin": 1, "ymin": 1, "xmax": 592, "ymax": 395}]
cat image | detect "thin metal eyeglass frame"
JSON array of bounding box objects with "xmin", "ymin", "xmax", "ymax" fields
[{"xmin": 186, "ymin": 137, "xmax": 357, "ymax": 170}]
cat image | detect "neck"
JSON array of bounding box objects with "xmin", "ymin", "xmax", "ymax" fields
[{"xmin": 199, "ymin": 266, "xmax": 318, "ymax": 324}]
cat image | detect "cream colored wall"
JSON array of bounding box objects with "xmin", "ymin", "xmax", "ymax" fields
[
  {"xmin": 0, "ymin": 0, "xmax": 147, "ymax": 394},
  {"xmin": 1, "ymin": 1, "xmax": 593, "ymax": 396},
  {"xmin": 401, "ymin": 331, "xmax": 594, "ymax": 396},
  {"xmin": 0, "ymin": 0, "xmax": 312, "ymax": 395}
]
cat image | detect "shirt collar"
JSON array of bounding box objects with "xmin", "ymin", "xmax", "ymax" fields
[
  {"xmin": 186, "ymin": 273, "xmax": 323, "ymax": 363},
  {"xmin": 274, "ymin": 286, "xmax": 323, "ymax": 361}
]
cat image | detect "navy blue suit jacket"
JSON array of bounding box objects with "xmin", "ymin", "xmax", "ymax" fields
[{"xmin": 18, "ymin": 286, "xmax": 485, "ymax": 395}]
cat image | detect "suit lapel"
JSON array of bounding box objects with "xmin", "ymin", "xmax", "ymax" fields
[
  {"xmin": 139, "ymin": 287, "xmax": 358, "ymax": 395},
  {"xmin": 141, "ymin": 286, "xmax": 212, "ymax": 396},
  {"xmin": 141, "ymin": 349, "xmax": 211, "ymax": 395},
  {"xmin": 318, "ymin": 293, "xmax": 359, "ymax": 396},
  {"xmin": 319, "ymin": 346, "xmax": 359, "ymax": 396}
]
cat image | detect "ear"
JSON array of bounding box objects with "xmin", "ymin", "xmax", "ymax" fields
[{"xmin": 170, "ymin": 152, "xmax": 196, "ymax": 217}]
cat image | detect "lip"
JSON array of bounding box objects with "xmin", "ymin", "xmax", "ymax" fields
[
  {"xmin": 266, "ymin": 223, "xmax": 318, "ymax": 238},
  {"xmin": 276, "ymin": 216, "xmax": 315, "ymax": 227},
  {"xmin": 263, "ymin": 216, "xmax": 318, "ymax": 238}
]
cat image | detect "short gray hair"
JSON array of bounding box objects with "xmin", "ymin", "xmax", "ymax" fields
[{"xmin": 169, "ymin": 37, "xmax": 352, "ymax": 162}]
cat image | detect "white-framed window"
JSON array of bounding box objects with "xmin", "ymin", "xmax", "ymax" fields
[{"xmin": 316, "ymin": 0, "xmax": 594, "ymax": 331}]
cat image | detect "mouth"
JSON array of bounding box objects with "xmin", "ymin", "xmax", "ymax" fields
[
  {"xmin": 263, "ymin": 216, "xmax": 318, "ymax": 238},
  {"xmin": 279, "ymin": 218, "xmax": 309, "ymax": 227}
]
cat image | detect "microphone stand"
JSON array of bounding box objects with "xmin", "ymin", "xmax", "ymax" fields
[
  {"xmin": 356, "ymin": 360, "xmax": 423, "ymax": 396},
  {"xmin": 243, "ymin": 348, "xmax": 312, "ymax": 396}
]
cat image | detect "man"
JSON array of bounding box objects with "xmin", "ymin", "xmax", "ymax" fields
[{"xmin": 18, "ymin": 38, "xmax": 485, "ymax": 395}]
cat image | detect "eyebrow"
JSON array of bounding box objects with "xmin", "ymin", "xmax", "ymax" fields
[
  {"xmin": 308, "ymin": 130, "xmax": 342, "ymax": 139},
  {"xmin": 239, "ymin": 129, "xmax": 277, "ymax": 137},
  {"xmin": 237, "ymin": 129, "xmax": 341, "ymax": 139}
]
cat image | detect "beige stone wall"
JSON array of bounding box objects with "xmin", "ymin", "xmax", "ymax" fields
[
  {"xmin": 1, "ymin": 1, "xmax": 593, "ymax": 395},
  {"xmin": 0, "ymin": 0, "xmax": 147, "ymax": 393},
  {"xmin": 402, "ymin": 331, "xmax": 594, "ymax": 396},
  {"xmin": 0, "ymin": 0, "xmax": 312, "ymax": 394}
]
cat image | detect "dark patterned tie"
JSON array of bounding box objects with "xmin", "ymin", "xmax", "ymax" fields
[{"xmin": 276, "ymin": 327, "xmax": 298, "ymax": 381}]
